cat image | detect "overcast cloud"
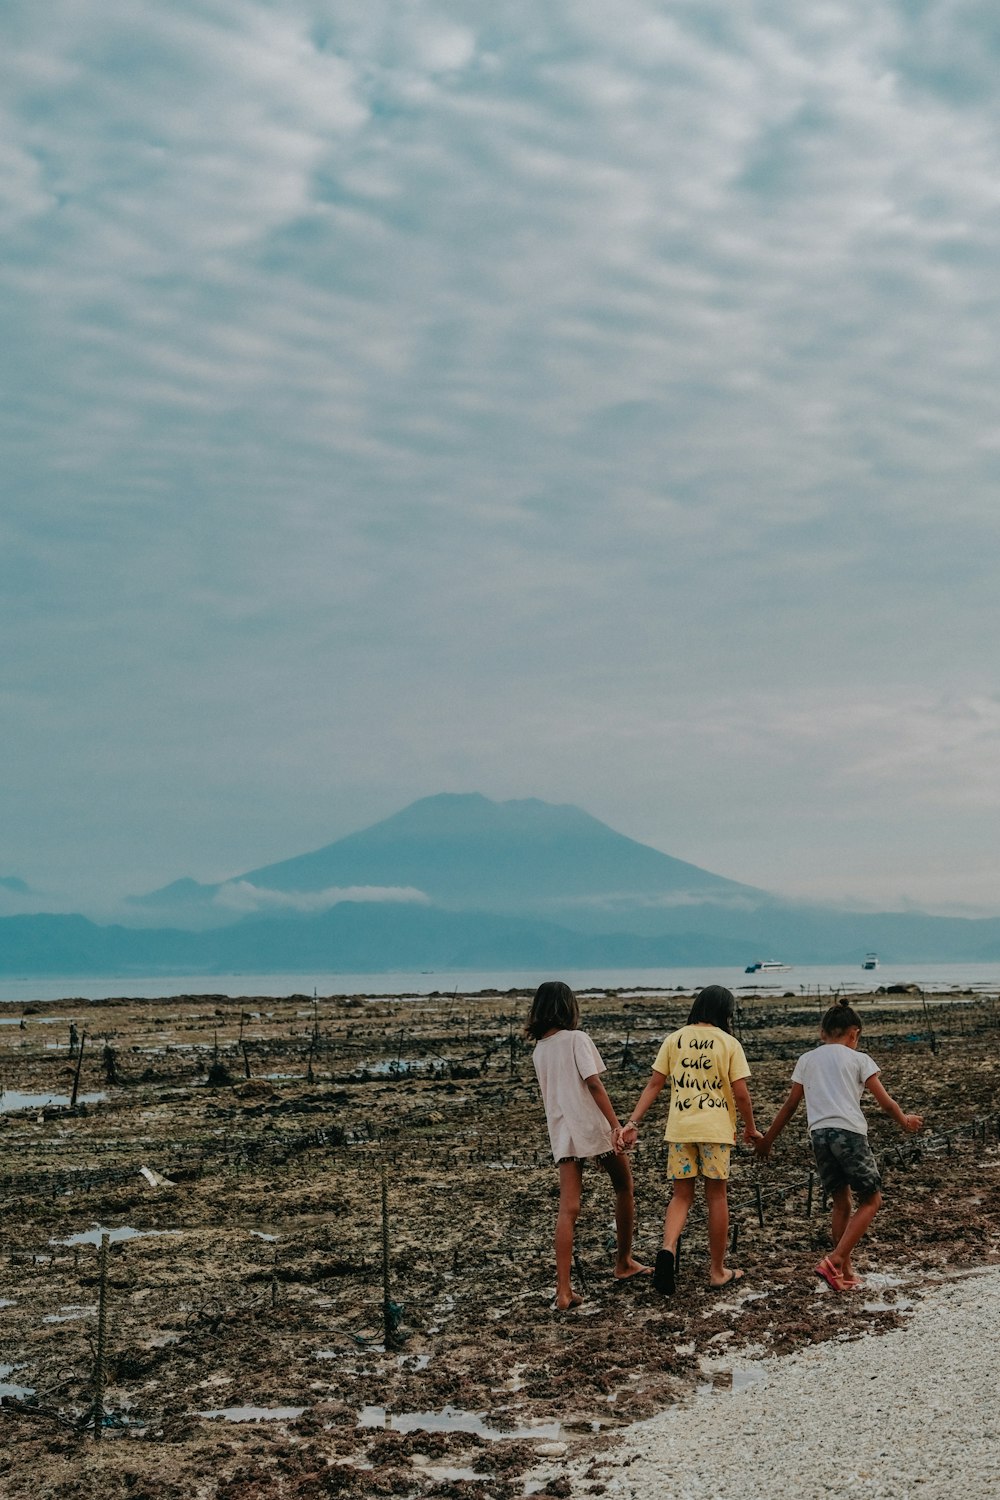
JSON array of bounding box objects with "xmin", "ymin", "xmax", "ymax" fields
[{"xmin": 3, "ymin": 1, "xmax": 1000, "ymax": 915}]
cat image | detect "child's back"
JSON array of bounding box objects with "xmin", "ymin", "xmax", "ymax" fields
[
  {"xmin": 533, "ymin": 1028, "xmax": 614, "ymax": 1161},
  {"xmin": 654, "ymin": 1022, "xmax": 749, "ymax": 1144},
  {"xmin": 756, "ymin": 1003, "xmax": 923, "ymax": 1293},
  {"xmin": 791, "ymin": 1040, "xmax": 880, "ymax": 1134},
  {"xmin": 619, "ymin": 986, "xmax": 759, "ymax": 1292},
  {"xmin": 526, "ymin": 980, "xmax": 648, "ymax": 1308}
]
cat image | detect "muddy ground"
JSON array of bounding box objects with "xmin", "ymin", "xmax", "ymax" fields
[{"xmin": 0, "ymin": 985, "xmax": 997, "ymax": 1499}]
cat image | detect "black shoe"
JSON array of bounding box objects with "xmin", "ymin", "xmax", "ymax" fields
[{"xmin": 653, "ymin": 1248, "xmax": 675, "ymax": 1295}]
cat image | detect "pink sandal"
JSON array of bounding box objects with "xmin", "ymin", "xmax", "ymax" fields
[{"xmin": 815, "ymin": 1257, "xmax": 850, "ymax": 1293}]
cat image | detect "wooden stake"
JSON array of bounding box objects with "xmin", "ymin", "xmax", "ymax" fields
[
  {"xmin": 70, "ymin": 1031, "xmax": 87, "ymax": 1109},
  {"xmin": 381, "ymin": 1159, "xmax": 395, "ymax": 1348},
  {"xmin": 93, "ymin": 1232, "xmax": 109, "ymax": 1440}
]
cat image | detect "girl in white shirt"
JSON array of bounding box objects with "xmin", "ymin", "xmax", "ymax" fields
[{"xmin": 528, "ymin": 980, "xmax": 649, "ymax": 1310}]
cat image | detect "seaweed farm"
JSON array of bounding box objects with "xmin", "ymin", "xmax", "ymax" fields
[{"xmin": 0, "ymin": 985, "xmax": 998, "ymax": 1499}]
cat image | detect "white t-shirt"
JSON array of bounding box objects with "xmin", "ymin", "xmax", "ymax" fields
[
  {"xmin": 791, "ymin": 1043, "xmax": 880, "ymax": 1134},
  {"xmin": 532, "ymin": 1029, "xmax": 614, "ymax": 1162}
]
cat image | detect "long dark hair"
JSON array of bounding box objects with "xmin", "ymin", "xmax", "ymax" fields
[
  {"xmin": 686, "ymin": 984, "xmax": 735, "ymax": 1034},
  {"xmin": 524, "ymin": 980, "xmax": 580, "ymax": 1040}
]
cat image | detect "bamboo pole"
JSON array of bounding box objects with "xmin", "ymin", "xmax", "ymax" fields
[
  {"xmin": 70, "ymin": 1031, "xmax": 87, "ymax": 1109},
  {"xmin": 93, "ymin": 1231, "xmax": 110, "ymax": 1440}
]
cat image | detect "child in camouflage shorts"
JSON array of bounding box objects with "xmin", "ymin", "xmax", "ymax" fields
[{"xmin": 755, "ymin": 1004, "xmax": 923, "ymax": 1291}]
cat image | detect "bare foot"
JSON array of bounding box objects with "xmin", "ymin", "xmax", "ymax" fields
[
  {"xmin": 709, "ymin": 1268, "xmax": 744, "ymax": 1288},
  {"xmin": 614, "ymin": 1258, "xmax": 652, "ymax": 1280},
  {"xmin": 553, "ymin": 1290, "xmax": 584, "ymax": 1311}
]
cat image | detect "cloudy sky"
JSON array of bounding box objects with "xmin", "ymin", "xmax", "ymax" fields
[{"xmin": 4, "ymin": 1, "xmax": 1000, "ymax": 918}]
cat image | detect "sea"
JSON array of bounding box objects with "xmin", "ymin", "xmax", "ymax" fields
[{"xmin": 1, "ymin": 962, "xmax": 999, "ymax": 1004}]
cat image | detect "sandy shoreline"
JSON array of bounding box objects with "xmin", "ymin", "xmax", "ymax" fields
[{"xmin": 564, "ymin": 1265, "xmax": 1000, "ymax": 1500}]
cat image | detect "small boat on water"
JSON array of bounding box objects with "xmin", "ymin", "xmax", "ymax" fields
[
  {"xmin": 744, "ymin": 960, "xmax": 792, "ymax": 974},
  {"xmin": 862, "ymin": 952, "xmax": 879, "ymax": 971}
]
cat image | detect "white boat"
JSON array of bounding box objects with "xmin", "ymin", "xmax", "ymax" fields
[
  {"xmin": 744, "ymin": 960, "xmax": 792, "ymax": 973},
  {"xmin": 862, "ymin": 953, "xmax": 879, "ymax": 971}
]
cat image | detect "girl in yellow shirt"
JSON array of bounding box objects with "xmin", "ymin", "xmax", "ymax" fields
[{"xmin": 618, "ymin": 985, "xmax": 760, "ymax": 1293}]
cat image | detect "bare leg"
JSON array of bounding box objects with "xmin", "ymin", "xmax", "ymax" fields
[
  {"xmin": 828, "ymin": 1190, "xmax": 881, "ymax": 1275},
  {"xmin": 704, "ymin": 1178, "xmax": 739, "ymax": 1285},
  {"xmin": 662, "ymin": 1176, "xmax": 696, "ymax": 1253},
  {"xmin": 601, "ymin": 1153, "xmax": 650, "ymax": 1278},
  {"xmin": 829, "ymin": 1187, "xmax": 853, "ymax": 1273},
  {"xmin": 554, "ymin": 1161, "xmax": 584, "ymax": 1309}
]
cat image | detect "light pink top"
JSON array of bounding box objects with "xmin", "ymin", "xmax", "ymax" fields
[{"xmin": 532, "ymin": 1028, "xmax": 614, "ymax": 1161}]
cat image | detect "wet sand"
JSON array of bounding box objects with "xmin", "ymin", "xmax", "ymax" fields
[{"xmin": 0, "ymin": 986, "xmax": 997, "ymax": 1498}]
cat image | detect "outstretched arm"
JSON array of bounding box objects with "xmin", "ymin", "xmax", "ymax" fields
[
  {"xmin": 755, "ymin": 1082, "xmax": 805, "ymax": 1157},
  {"xmin": 866, "ymin": 1074, "xmax": 923, "ymax": 1133},
  {"xmin": 731, "ymin": 1078, "xmax": 761, "ymax": 1144},
  {"xmin": 615, "ymin": 1070, "xmax": 668, "ymax": 1149}
]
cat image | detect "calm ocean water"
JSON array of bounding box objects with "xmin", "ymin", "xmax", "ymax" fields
[{"xmin": 1, "ymin": 962, "xmax": 999, "ymax": 1003}]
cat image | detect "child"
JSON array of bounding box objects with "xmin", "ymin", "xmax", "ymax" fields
[
  {"xmin": 618, "ymin": 985, "xmax": 759, "ymax": 1294},
  {"xmin": 755, "ymin": 1003, "xmax": 923, "ymax": 1291},
  {"xmin": 528, "ymin": 980, "xmax": 649, "ymax": 1310}
]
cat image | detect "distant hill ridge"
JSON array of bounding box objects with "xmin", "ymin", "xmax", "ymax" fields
[
  {"xmin": 135, "ymin": 793, "xmax": 759, "ymax": 914},
  {"xmin": 4, "ymin": 792, "xmax": 995, "ymax": 974}
]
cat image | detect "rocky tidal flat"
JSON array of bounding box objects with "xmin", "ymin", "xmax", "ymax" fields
[{"xmin": 0, "ymin": 986, "xmax": 997, "ymax": 1498}]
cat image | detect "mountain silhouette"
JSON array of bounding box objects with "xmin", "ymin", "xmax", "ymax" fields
[
  {"xmin": 134, "ymin": 793, "xmax": 760, "ymax": 920},
  {"xmin": 6, "ymin": 793, "xmax": 995, "ymax": 975}
]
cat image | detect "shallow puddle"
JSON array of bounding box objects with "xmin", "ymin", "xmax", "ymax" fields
[
  {"xmin": 0, "ymin": 1363, "xmax": 35, "ymax": 1400},
  {"xmin": 0, "ymin": 1090, "xmax": 107, "ymax": 1114},
  {"xmin": 360, "ymin": 1059, "xmax": 443, "ymax": 1076},
  {"xmin": 691, "ymin": 1361, "xmax": 768, "ymax": 1398},
  {"xmin": 42, "ymin": 1304, "xmax": 96, "ymax": 1323},
  {"xmin": 412, "ymin": 1461, "xmax": 490, "ymax": 1481},
  {"xmin": 0, "ymin": 1016, "xmax": 63, "ymax": 1025},
  {"xmin": 358, "ymin": 1404, "xmax": 562, "ymax": 1440},
  {"xmin": 51, "ymin": 1225, "xmax": 180, "ymax": 1247},
  {"xmin": 200, "ymin": 1405, "xmax": 306, "ymax": 1422}
]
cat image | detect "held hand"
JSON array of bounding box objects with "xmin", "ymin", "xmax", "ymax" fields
[
  {"xmin": 618, "ymin": 1123, "xmax": 639, "ymax": 1152},
  {"xmin": 752, "ymin": 1134, "xmax": 772, "ymax": 1158},
  {"xmin": 902, "ymin": 1113, "xmax": 923, "ymax": 1133}
]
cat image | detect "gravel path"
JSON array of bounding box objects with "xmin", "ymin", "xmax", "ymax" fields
[{"xmin": 581, "ymin": 1266, "xmax": 1000, "ymax": 1500}]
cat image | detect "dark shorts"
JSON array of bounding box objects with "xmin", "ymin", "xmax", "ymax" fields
[{"xmin": 810, "ymin": 1128, "xmax": 882, "ymax": 1198}]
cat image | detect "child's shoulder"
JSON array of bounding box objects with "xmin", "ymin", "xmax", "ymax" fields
[
  {"xmin": 540, "ymin": 1025, "xmax": 594, "ymax": 1046},
  {"xmin": 791, "ymin": 1043, "xmax": 822, "ymax": 1074}
]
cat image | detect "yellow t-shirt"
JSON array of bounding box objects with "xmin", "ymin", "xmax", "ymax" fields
[{"xmin": 651, "ymin": 1024, "xmax": 751, "ymax": 1145}]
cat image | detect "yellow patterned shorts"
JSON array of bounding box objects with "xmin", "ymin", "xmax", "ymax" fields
[{"xmin": 667, "ymin": 1141, "xmax": 732, "ymax": 1180}]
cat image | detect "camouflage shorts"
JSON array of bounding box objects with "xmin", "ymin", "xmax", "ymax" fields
[{"xmin": 810, "ymin": 1128, "xmax": 882, "ymax": 1198}]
